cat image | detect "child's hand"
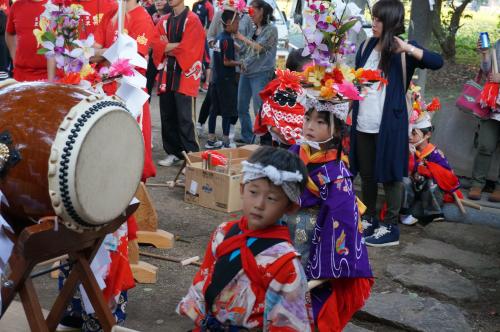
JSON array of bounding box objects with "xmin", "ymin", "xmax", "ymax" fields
[
  {"xmin": 417, "ymin": 165, "xmax": 432, "ymax": 178},
  {"xmin": 488, "ymin": 72, "xmax": 500, "ymax": 83},
  {"xmin": 235, "ymin": 32, "xmax": 245, "ymax": 41}
]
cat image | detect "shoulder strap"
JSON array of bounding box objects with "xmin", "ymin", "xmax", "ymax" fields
[{"xmin": 203, "ymin": 224, "xmax": 288, "ymax": 314}]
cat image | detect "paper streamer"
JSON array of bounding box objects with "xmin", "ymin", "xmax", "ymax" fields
[
  {"xmin": 0, "ymin": 193, "xmax": 14, "ymax": 311},
  {"xmin": 79, "ymin": 197, "xmax": 140, "ymax": 314}
]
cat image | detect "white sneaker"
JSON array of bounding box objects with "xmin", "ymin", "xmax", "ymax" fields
[
  {"xmin": 205, "ymin": 140, "xmax": 223, "ymax": 149},
  {"xmin": 223, "ymin": 141, "xmax": 237, "ymax": 148},
  {"xmin": 158, "ymin": 155, "xmax": 180, "ymax": 167},
  {"xmin": 401, "ymin": 214, "xmax": 418, "ymax": 226}
]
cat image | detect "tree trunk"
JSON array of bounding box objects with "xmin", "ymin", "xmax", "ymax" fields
[
  {"xmin": 432, "ymin": 0, "xmax": 473, "ymax": 63},
  {"xmin": 409, "ymin": 0, "xmax": 433, "ymax": 93}
]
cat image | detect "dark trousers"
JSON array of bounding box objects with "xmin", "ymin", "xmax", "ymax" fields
[
  {"xmin": 146, "ymin": 55, "xmax": 158, "ymax": 101},
  {"xmin": 198, "ymin": 84, "xmax": 212, "ymax": 125},
  {"xmin": 356, "ymin": 132, "xmax": 403, "ymax": 225},
  {"xmin": 159, "ymin": 91, "xmax": 199, "ymax": 158},
  {"xmin": 472, "ymin": 118, "xmax": 500, "ymax": 187},
  {"xmin": 208, "ymin": 114, "xmax": 237, "ymax": 136}
]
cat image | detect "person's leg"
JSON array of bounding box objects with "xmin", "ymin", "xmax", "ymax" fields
[
  {"xmin": 364, "ymin": 181, "xmax": 402, "ymax": 247},
  {"xmin": 249, "ymin": 70, "xmax": 272, "ymax": 116},
  {"xmin": 145, "ymin": 54, "xmax": 158, "ymax": 100},
  {"xmin": 221, "ymin": 116, "xmax": 232, "ymax": 147},
  {"xmin": 470, "ymin": 119, "xmax": 500, "ymax": 199},
  {"xmin": 237, "ymin": 74, "xmax": 253, "ymax": 143},
  {"xmin": 400, "ymin": 177, "xmax": 418, "ymax": 225},
  {"xmin": 174, "ymin": 92, "xmax": 200, "ymax": 157},
  {"xmin": 205, "ymin": 105, "xmax": 222, "ymax": 148},
  {"xmin": 222, "ymin": 116, "xmax": 231, "ymax": 137},
  {"xmin": 356, "ymin": 132, "xmax": 378, "ymax": 218},
  {"xmin": 356, "ymin": 132, "xmax": 380, "ymax": 237},
  {"xmin": 159, "ymin": 92, "xmax": 182, "ymax": 157},
  {"xmin": 248, "ymin": 71, "xmax": 273, "ymax": 144},
  {"xmin": 420, "ymin": 179, "xmax": 444, "ymax": 220},
  {"xmin": 198, "ymin": 83, "xmax": 212, "ymax": 125},
  {"xmin": 383, "ymin": 181, "xmax": 403, "ymax": 225}
]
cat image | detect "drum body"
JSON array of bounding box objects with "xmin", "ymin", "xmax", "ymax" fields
[{"xmin": 0, "ymin": 82, "xmax": 144, "ymax": 234}]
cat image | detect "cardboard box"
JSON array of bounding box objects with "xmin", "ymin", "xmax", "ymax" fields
[
  {"xmin": 184, "ymin": 161, "xmax": 243, "ymax": 213},
  {"xmin": 187, "ymin": 144, "xmax": 259, "ymax": 164}
]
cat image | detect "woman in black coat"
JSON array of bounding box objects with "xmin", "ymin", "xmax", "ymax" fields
[{"xmin": 349, "ymin": 0, "xmax": 443, "ymax": 247}]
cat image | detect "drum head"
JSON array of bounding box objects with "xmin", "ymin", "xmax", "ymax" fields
[
  {"xmin": 48, "ymin": 96, "xmax": 144, "ymax": 230},
  {"xmin": 75, "ymin": 110, "xmax": 144, "ymax": 224}
]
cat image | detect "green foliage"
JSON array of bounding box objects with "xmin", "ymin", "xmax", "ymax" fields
[{"xmin": 430, "ymin": 7, "xmax": 499, "ymax": 64}]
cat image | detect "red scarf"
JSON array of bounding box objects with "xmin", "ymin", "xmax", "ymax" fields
[{"xmin": 214, "ymin": 217, "xmax": 292, "ymax": 302}]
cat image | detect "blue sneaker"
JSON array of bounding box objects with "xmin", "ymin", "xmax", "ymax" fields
[
  {"xmin": 364, "ymin": 224, "xmax": 400, "ymax": 247},
  {"xmin": 361, "ymin": 216, "xmax": 379, "ymax": 237}
]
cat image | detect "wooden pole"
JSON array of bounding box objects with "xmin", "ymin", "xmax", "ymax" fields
[
  {"xmin": 139, "ymin": 251, "xmax": 202, "ymax": 267},
  {"xmin": 459, "ymin": 199, "xmax": 481, "ymax": 210},
  {"xmin": 181, "ymin": 151, "xmax": 192, "ymax": 166},
  {"xmin": 308, "ymin": 279, "xmax": 327, "ymax": 290},
  {"xmin": 492, "ymin": 48, "xmax": 498, "ymax": 74},
  {"xmin": 453, "ymin": 192, "xmax": 466, "ymax": 214}
]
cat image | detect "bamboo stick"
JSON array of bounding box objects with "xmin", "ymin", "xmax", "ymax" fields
[
  {"xmin": 181, "ymin": 151, "xmax": 192, "ymax": 166},
  {"xmin": 459, "ymin": 199, "xmax": 481, "ymax": 210},
  {"xmin": 453, "ymin": 192, "xmax": 466, "ymax": 214},
  {"xmin": 492, "ymin": 48, "xmax": 498, "ymax": 74},
  {"xmin": 308, "ymin": 279, "xmax": 327, "ymax": 290},
  {"xmin": 139, "ymin": 251, "xmax": 202, "ymax": 267}
]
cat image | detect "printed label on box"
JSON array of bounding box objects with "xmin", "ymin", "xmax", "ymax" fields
[
  {"xmin": 189, "ymin": 180, "xmax": 198, "ymax": 195},
  {"xmin": 202, "ymin": 184, "xmax": 213, "ymax": 193}
]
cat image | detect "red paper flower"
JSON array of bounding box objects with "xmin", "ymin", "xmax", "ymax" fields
[
  {"xmin": 276, "ymin": 69, "xmax": 302, "ymax": 90},
  {"xmin": 58, "ymin": 72, "xmax": 81, "ymax": 85},
  {"xmin": 426, "ymin": 97, "xmax": 441, "ymax": 112},
  {"xmin": 332, "ymin": 67, "xmax": 344, "ymax": 84},
  {"xmin": 359, "ymin": 69, "xmax": 387, "ymax": 85}
]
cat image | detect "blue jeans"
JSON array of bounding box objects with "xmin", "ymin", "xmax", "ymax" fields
[{"xmin": 237, "ymin": 70, "xmax": 274, "ymax": 143}]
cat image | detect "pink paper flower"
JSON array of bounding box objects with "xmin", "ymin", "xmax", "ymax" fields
[
  {"xmin": 337, "ymin": 81, "xmax": 363, "ymax": 100},
  {"xmin": 109, "ymin": 59, "xmax": 134, "ymax": 77}
]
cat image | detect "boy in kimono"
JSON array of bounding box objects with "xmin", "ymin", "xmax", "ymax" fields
[
  {"xmin": 177, "ymin": 146, "xmax": 314, "ymax": 331},
  {"xmin": 401, "ymin": 110, "xmax": 463, "ymax": 225}
]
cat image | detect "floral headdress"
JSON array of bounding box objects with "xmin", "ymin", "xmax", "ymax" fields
[
  {"xmin": 305, "ymin": 93, "xmax": 349, "ymax": 122},
  {"xmin": 34, "ymin": 0, "xmax": 94, "ymax": 76},
  {"xmin": 302, "ymin": 0, "xmax": 362, "ymax": 66},
  {"xmin": 300, "ymin": 0, "xmax": 387, "ymax": 103},
  {"xmin": 409, "ymin": 82, "xmax": 441, "ymax": 129},
  {"xmin": 216, "ymin": 0, "xmax": 247, "ymax": 12}
]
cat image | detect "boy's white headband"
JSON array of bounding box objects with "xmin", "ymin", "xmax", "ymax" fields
[{"xmin": 241, "ymin": 161, "xmax": 303, "ymax": 204}]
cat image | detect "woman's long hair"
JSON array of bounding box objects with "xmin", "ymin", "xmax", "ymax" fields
[
  {"xmin": 250, "ymin": 0, "xmax": 275, "ymax": 26},
  {"xmin": 372, "ymin": 0, "xmax": 405, "ymax": 76}
]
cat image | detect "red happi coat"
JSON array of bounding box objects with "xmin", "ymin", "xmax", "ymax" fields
[
  {"xmin": 409, "ymin": 143, "xmax": 463, "ymax": 203},
  {"xmin": 94, "ymin": 5, "xmax": 157, "ymax": 182},
  {"xmin": 177, "ymin": 217, "xmax": 314, "ymax": 331},
  {"xmin": 152, "ymin": 8, "xmax": 205, "ymax": 97}
]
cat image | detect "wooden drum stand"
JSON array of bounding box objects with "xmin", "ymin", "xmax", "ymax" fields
[{"xmin": 0, "ymin": 202, "xmax": 139, "ymax": 332}]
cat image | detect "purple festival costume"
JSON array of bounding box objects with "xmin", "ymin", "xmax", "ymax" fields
[{"xmin": 286, "ymin": 144, "xmax": 373, "ymax": 329}]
